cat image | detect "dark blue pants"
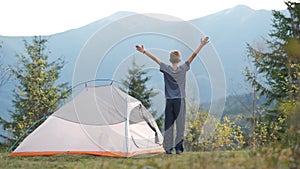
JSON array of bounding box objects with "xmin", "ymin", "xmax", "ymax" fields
[{"xmin": 163, "ymin": 98, "xmax": 186, "ymax": 152}]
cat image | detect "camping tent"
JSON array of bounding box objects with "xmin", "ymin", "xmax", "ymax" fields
[{"xmin": 9, "ymin": 84, "xmax": 164, "ymax": 157}]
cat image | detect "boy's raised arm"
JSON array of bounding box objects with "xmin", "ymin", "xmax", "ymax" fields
[
  {"xmin": 187, "ymin": 37, "xmax": 209, "ymax": 64},
  {"xmin": 136, "ymin": 45, "xmax": 161, "ymax": 65}
]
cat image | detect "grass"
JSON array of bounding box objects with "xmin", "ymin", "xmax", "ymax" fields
[{"xmin": 0, "ymin": 149, "xmax": 295, "ymax": 169}]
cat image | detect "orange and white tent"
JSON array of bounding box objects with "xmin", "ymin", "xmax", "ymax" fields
[{"xmin": 9, "ymin": 84, "xmax": 164, "ymax": 157}]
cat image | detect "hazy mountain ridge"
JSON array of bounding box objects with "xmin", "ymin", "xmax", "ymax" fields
[
  {"xmin": 0, "ymin": 5, "xmax": 279, "ymax": 122},
  {"xmin": 191, "ymin": 5, "xmax": 273, "ymax": 89}
]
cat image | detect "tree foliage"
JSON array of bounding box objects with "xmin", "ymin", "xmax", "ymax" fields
[
  {"xmin": 121, "ymin": 59, "xmax": 163, "ymax": 128},
  {"xmin": 245, "ymin": 1, "xmax": 300, "ymax": 156},
  {"xmin": 0, "ymin": 36, "xmax": 69, "ymax": 143},
  {"xmin": 122, "ymin": 60, "xmax": 156, "ymax": 109},
  {"xmin": 185, "ymin": 110, "xmax": 245, "ymax": 151},
  {"xmin": 245, "ymin": 1, "xmax": 300, "ymax": 116}
]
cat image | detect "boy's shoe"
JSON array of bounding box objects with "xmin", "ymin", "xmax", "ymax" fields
[
  {"xmin": 176, "ymin": 150, "xmax": 182, "ymax": 155},
  {"xmin": 165, "ymin": 149, "xmax": 173, "ymax": 154}
]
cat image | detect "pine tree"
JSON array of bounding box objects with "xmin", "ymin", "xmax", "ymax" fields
[
  {"xmin": 245, "ymin": 1, "xmax": 300, "ymax": 145},
  {"xmin": 245, "ymin": 1, "xmax": 300, "ymax": 115},
  {"xmin": 0, "ymin": 36, "xmax": 69, "ymax": 143},
  {"xmin": 122, "ymin": 59, "xmax": 163, "ymax": 128},
  {"xmin": 122, "ymin": 59, "xmax": 156, "ymax": 109}
]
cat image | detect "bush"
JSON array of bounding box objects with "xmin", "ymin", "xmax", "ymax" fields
[{"xmin": 185, "ymin": 111, "xmax": 246, "ymax": 151}]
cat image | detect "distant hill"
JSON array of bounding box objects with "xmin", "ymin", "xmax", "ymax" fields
[
  {"xmin": 191, "ymin": 5, "xmax": 273, "ymax": 90},
  {"xmin": 0, "ymin": 5, "xmax": 279, "ymax": 124}
]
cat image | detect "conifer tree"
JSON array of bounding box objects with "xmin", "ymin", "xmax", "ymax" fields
[
  {"xmin": 122, "ymin": 59, "xmax": 156, "ymax": 109},
  {"xmin": 122, "ymin": 59, "xmax": 163, "ymax": 128},
  {"xmin": 0, "ymin": 36, "xmax": 69, "ymax": 143},
  {"xmin": 245, "ymin": 1, "xmax": 300, "ymax": 145},
  {"xmin": 245, "ymin": 1, "xmax": 300, "ymax": 116}
]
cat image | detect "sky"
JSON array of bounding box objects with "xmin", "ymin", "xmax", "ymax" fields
[{"xmin": 0, "ymin": 0, "xmax": 289, "ymax": 36}]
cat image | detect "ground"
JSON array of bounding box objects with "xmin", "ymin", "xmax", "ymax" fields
[{"xmin": 0, "ymin": 149, "xmax": 295, "ymax": 169}]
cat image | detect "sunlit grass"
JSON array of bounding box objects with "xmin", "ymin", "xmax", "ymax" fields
[{"xmin": 0, "ymin": 148, "xmax": 294, "ymax": 169}]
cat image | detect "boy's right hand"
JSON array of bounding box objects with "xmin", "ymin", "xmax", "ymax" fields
[
  {"xmin": 200, "ymin": 37, "xmax": 209, "ymax": 46},
  {"xmin": 136, "ymin": 45, "xmax": 144, "ymax": 53}
]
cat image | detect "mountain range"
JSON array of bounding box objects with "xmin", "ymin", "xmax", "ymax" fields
[{"xmin": 0, "ymin": 5, "xmax": 279, "ymax": 123}]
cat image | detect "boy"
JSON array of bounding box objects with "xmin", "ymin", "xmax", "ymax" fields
[{"xmin": 136, "ymin": 37, "xmax": 209, "ymax": 154}]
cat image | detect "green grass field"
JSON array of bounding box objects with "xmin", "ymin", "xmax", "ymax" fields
[{"xmin": 0, "ymin": 149, "xmax": 294, "ymax": 169}]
